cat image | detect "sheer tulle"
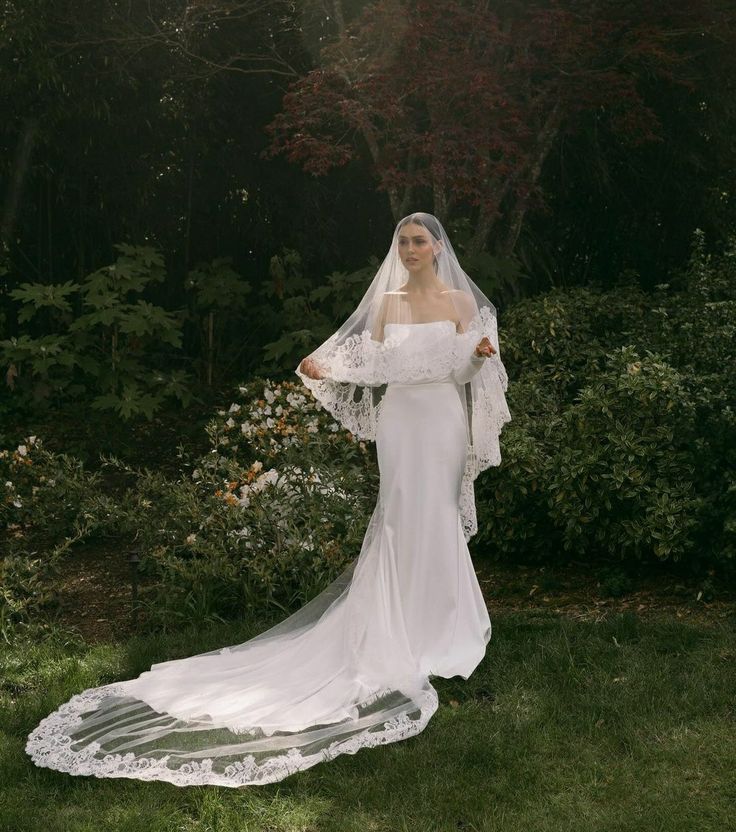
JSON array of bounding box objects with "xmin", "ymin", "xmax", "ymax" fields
[{"xmin": 25, "ymin": 323, "xmax": 500, "ymax": 787}]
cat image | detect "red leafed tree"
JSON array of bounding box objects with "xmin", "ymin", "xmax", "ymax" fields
[{"xmin": 265, "ymin": 0, "xmax": 724, "ymax": 256}]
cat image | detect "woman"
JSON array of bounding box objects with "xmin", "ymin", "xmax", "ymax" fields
[{"xmin": 25, "ymin": 213, "xmax": 511, "ymax": 787}]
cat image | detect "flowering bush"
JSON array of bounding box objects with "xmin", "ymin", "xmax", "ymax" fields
[
  {"xmin": 106, "ymin": 377, "xmax": 378, "ymax": 631},
  {"xmin": 0, "ymin": 377, "xmax": 379, "ymax": 637},
  {"xmin": 205, "ymin": 378, "xmax": 353, "ymax": 463},
  {"xmin": 0, "ymin": 435, "xmax": 119, "ymax": 639}
]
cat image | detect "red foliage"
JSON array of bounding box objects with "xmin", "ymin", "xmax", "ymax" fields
[{"xmin": 264, "ymin": 0, "xmax": 717, "ymax": 219}]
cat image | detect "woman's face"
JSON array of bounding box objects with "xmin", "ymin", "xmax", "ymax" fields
[{"xmin": 397, "ymin": 223, "xmax": 437, "ymax": 272}]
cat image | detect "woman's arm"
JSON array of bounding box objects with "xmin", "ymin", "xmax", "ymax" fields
[
  {"xmin": 452, "ymin": 291, "xmax": 497, "ymax": 383},
  {"xmin": 452, "ymin": 336, "xmax": 496, "ymax": 384}
]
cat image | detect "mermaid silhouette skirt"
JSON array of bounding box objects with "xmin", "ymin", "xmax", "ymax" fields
[{"xmin": 25, "ymin": 378, "xmax": 492, "ymax": 787}]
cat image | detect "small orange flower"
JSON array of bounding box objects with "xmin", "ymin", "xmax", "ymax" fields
[
  {"xmin": 224, "ymin": 493, "xmax": 238, "ymax": 506},
  {"xmin": 226, "ymin": 480, "xmax": 238, "ymax": 491},
  {"xmin": 214, "ymin": 489, "xmax": 223, "ymax": 497}
]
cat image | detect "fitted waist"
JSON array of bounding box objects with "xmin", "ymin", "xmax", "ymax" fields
[{"xmin": 386, "ymin": 376, "xmax": 457, "ymax": 389}]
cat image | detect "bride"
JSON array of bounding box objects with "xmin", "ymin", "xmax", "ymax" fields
[{"xmin": 25, "ymin": 212, "xmax": 511, "ymax": 787}]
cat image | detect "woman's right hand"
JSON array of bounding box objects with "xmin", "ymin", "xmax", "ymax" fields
[{"xmin": 299, "ymin": 357, "xmax": 328, "ymax": 380}]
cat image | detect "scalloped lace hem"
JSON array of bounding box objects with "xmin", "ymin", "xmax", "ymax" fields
[{"xmin": 25, "ymin": 683, "xmax": 440, "ymax": 788}]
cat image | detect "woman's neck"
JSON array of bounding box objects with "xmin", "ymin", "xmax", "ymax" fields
[{"xmin": 405, "ymin": 267, "xmax": 443, "ymax": 292}]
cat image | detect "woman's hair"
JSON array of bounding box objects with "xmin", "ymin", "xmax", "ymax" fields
[
  {"xmin": 398, "ymin": 212, "xmax": 442, "ymax": 241},
  {"xmin": 397, "ymin": 212, "xmax": 443, "ymax": 270}
]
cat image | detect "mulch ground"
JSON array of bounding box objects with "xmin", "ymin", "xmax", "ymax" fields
[{"xmin": 52, "ymin": 540, "xmax": 735, "ymax": 646}]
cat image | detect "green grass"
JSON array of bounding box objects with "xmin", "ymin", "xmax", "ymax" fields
[{"xmin": 2, "ymin": 610, "xmax": 734, "ymax": 832}]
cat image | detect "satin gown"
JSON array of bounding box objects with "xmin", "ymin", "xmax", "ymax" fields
[{"xmin": 25, "ymin": 321, "xmax": 493, "ymax": 787}]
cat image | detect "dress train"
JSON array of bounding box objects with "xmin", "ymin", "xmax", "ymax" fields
[{"xmin": 25, "ymin": 322, "xmax": 493, "ymax": 786}]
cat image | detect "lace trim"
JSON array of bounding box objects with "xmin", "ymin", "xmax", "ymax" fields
[
  {"xmin": 297, "ymin": 306, "xmax": 512, "ymax": 542},
  {"xmin": 25, "ymin": 682, "xmax": 439, "ymax": 787}
]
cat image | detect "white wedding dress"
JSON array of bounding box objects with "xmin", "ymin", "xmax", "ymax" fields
[{"xmin": 25, "ymin": 321, "xmax": 498, "ymax": 787}]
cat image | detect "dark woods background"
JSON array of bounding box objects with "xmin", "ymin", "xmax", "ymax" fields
[
  {"xmin": 2, "ymin": 0, "xmax": 736, "ymax": 633},
  {"xmin": 1, "ymin": 0, "xmax": 735, "ymax": 409}
]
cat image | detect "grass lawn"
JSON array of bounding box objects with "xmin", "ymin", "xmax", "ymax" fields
[{"xmin": 2, "ymin": 608, "xmax": 734, "ymax": 832}]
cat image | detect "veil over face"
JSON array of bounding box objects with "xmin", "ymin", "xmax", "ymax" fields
[{"xmin": 296, "ymin": 211, "xmax": 511, "ymax": 541}]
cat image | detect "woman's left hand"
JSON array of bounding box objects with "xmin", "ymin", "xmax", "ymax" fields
[{"xmin": 474, "ymin": 336, "xmax": 496, "ymax": 358}]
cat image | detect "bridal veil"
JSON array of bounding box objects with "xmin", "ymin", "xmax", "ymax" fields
[{"xmin": 25, "ymin": 212, "xmax": 511, "ymax": 787}]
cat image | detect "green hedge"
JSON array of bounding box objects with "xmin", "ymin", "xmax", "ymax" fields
[{"xmin": 474, "ymin": 229, "xmax": 735, "ymax": 575}]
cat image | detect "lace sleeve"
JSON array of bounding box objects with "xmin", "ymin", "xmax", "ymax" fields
[{"xmin": 452, "ymin": 339, "xmax": 487, "ymax": 385}]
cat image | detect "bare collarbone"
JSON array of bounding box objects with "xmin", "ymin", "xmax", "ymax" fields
[{"xmin": 384, "ymin": 286, "xmax": 463, "ymax": 329}]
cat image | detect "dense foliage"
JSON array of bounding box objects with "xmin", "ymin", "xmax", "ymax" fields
[
  {"xmin": 475, "ymin": 229, "xmax": 736, "ymax": 574},
  {"xmin": 2, "ymin": 0, "xmax": 735, "ymax": 389},
  {"xmin": 2, "ymin": 229, "xmax": 734, "ymax": 640}
]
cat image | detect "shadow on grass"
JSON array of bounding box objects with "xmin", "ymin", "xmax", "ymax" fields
[{"xmin": 2, "ymin": 610, "xmax": 734, "ymax": 832}]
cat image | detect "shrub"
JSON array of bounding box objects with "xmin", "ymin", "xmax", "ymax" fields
[
  {"xmin": 0, "ymin": 435, "xmax": 118, "ymax": 640},
  {"xmin": 474, "ymin": 228, "xmax": 736, "ymax": 576},
  {"xmin": 106, "ymin": 377, "xmax": 378, "ymax": 631}
]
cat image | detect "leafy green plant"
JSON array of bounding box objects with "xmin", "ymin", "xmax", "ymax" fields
[
  {"xmin": 1, "ymin": 244, "xmax": 194, "ymax": 419},
  {"xmin": 259, "ymin": 249, "xmax": 379, "ymax": 374},
  {"xmin": 186, "ymin": 256, "xmax": 252, "ymax": 385},
  {"xmin": 475, "ymin": 227, "xmax": 735, "ymax": 576}
]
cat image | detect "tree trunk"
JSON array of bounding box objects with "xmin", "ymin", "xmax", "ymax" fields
[
  {"xmin": 330, "ymin": 0, "xmax": 411, "ymax": 225},
  {"xmin": 499, "ymin": 100, "xmax": 563, "ymax": 256},
  {"xmin": 1, "ymin": 116, "xmax": 38, "ymax": 249},
  {"xmin": 468, "ymin": 197, "xmax": 501, "ymax": 258}
]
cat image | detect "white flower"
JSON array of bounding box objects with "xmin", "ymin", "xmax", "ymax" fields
[
  {"xmin": 16, "ymin": 445, "xmax": 27, "ymax": 456},
  {"xmin": 4, "ymin": 481, "xmax": 12, "ymax": 489},
  {"xmin": 263, "ymin": 405, "xmax": 272, "ymax": 416},
  {"xmin": 265, "ymin": 417, "xmax": 275, "ymax": 428},
  {"xmin": 286, "ymin": 392, "xmax": 307, "ymax": 407},
  {"xmin": 192, "ymin": 469, "xmax": 201, "ymax": 479},
  {"xmin": 251, "ymin": 460, "xmax": 263, "ymax": 472},
  {"xmin": 228, "ymin": 403, "xmax": 241, "ymax": 413},
  {"xmin": 186, "ymin": 533, "xmax": 197, "ymax": 544},
  {"xmin": 264, "ymin": 387, "xmax": 275, "ymax": 404},
  {"xmin": 12, "ymin": 498, "xmax": 22, "ymax": 508},
  {"xmin": 226, "ymin": 417, "xmax": 236, "ymax": 428}
]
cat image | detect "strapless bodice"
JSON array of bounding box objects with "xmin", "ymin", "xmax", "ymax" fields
[{"xmin": 382, "ymin": 320, "xmax": 459, "ymax": 386}]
